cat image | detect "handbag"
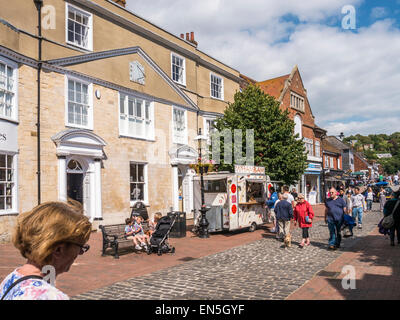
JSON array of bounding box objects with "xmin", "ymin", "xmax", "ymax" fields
[{"xmin": 382, "ymin": 200, "xmax": 400, "ymax": 230}]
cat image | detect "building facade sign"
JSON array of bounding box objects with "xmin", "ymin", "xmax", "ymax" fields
[
  {"xmin": 0, "ymin": 120, "xmax": 18, "ymax": 153},
  {"xmin": 234, "ymin": 165, "xmax": 265, "ymax": 175},
  {"xmin": 305, "ymin": 162, "xmax": 322, "ymax": 174}
]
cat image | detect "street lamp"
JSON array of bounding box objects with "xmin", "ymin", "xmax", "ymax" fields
[{"xmin": 194, "ymin": 128, "xmax": 210, "ymax": 238}]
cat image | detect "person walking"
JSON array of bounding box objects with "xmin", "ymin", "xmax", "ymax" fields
[
  {"xmin": 366, "ymin": 187, "xmax": 374, "ymax": 212},
  {"xmin": 293, "ymin": 193, "xmax": 314, "ymax": 248},
  {"xmin": 0, "ymin": 201, "xmax": 92, "ymax": 300},
  {"xmin": 394, "ymin": 174, "xmax": 399, "ymax": 186},
  {"xmin": 351, "ymin": 186, "xmax": 366, "ymax": 229},
  {"xmin": 274, "ymin": 193, "xmax": 294, "ymax": 243},
  {"xmin": 379, "ymin": 187, "xmax": 387, "ymax": 212},
  {"xmin": 282, "ymin": 185, "xmax": 296, "ymax": 208},
  {"xmin": 325, "ymin": 187, "xmax": 347, "ymax": 250},
  {"xmin": 266, "ymin": 187, "xmax": 279, "ymax": 233},
  {"xmin": 291, "ymin": 188, "xmax": 298, "ymax": 201},
  {"xmin": 383, "ymin": 191, "xmax": 400, "ymax": 246}
]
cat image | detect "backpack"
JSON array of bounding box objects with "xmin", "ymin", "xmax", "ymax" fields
[{"xmin": 381, "ymin": 200, "xmax": 400, "ymax": 230}]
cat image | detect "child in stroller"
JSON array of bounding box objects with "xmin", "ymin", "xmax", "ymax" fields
[
  {"xmin": 147, "ymin": 214, "xmax": 176, "ymax": 256},
  {"xmin": 341, "ymin": 214, "xmax": 356, "ymax": 237}
]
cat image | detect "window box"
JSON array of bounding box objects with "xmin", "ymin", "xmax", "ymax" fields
[{"xmin": 119, "ymin": 93, "xmax": 154, "ymax": 140}]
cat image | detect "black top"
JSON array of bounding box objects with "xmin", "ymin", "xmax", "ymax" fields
[{"xmin": 384, "ymin": 198, "xmax": 400, "ymax": 225}]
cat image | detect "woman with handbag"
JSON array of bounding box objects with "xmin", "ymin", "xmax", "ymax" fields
[
  {"xmin": 383, "ymin": 191, "xmax": 400, "ymax": 246},
  {"xmin": 293, "ymin": 193, "xmax": 314, "ymax": 248}
]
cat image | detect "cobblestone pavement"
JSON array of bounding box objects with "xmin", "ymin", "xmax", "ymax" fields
[{"xmin": 74, "ymin": 207, "xmax": 383, "ymax": 300}]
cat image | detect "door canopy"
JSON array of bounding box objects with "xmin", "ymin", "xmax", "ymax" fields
[
  {"xmin": 52, "ymin": 129, "xmax": 107, "ymax": 158},
  {"xmin": 169, "ymin": 145, "xmax": 198, "ymax": 165}
]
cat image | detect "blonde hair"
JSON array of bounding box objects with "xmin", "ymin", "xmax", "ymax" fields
[{"xmin": 12, "ymin": 201, "xmax": 92, "ymax": 266}]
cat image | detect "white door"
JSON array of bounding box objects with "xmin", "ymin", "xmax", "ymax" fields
[{"xmin": 83, "ymin": 173, "xmax": 91, "ymax": 218}]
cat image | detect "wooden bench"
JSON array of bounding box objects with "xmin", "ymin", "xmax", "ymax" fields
[{"xmin": 99, "ymin": 222, "xmax": 149, "ymax": 259}]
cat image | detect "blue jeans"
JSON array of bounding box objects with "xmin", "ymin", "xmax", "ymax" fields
[
  {"xmin": 352, "ymin": 207, "xmax": 363, "ymax": 225},
  {"xmin": 328, "ymin": 220, "xmax": 342, "ymax": 247},
  {"xmin": 366, "ymin": 200, "xmax": 372, "ymax": 211}
]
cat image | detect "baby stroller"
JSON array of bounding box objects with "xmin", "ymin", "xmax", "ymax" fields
[
  {"xmin": 147, "ymin": 214, "xmax": 176, "ymax": 256},
  {"xmin": 341, "ymin": 214, "xmax": 356, "ymax": 238}
]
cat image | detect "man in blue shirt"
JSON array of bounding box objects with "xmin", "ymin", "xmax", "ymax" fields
[
  {"xmin": 266, "ymin": 187, "xmax": 279, "ymax": 233},
  {"xmin": 274, "ymin": 193, "xmax": 294, "ymax": 242},
  {"xmin": 325, "ymin": 187, "xmax": 347, "ymax": 250}
]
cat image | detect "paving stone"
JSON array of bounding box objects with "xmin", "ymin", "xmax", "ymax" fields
[{"xmin": 72, "ymin": 208, "xmax": 382, "ymax": 300}]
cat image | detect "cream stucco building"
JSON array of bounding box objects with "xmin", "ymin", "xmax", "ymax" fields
[{"xmin": 0, "ymin": 0, "xmax": 241, "ymax": 241}]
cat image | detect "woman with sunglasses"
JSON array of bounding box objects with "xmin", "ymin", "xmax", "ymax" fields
[{"xmin": 0, "ymin": 201, "xmax": 92, "ymax": 300}]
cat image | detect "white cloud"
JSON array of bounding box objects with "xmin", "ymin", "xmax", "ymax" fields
[
  {"xmin": 370, "ymin": 7, "xmax": 388, "ymax": 19},
  {"xmin": 125, "ymin": 0, "xmax": 400, "ymax": 137}
]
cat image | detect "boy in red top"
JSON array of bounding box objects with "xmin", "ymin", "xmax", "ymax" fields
[{"xmin": 293, "ymin": 193, "xmax": 314, "ymax": 248}]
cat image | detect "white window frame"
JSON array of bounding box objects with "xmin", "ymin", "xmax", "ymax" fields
[
  {"xmin": 294, "ymin": 114, "xmax": 302, "ymax": 139},
  {"xmin": 66, "ymin": 3, "xmax": 93, "ymax": 51},
  {"xmin": 315, "ymin": 140, "xmax": 320, "ymax": 158},
  {"xmin": 337, "ymin": 157, "xmax": 341, "ymax": 170},
  {"xmin": 303, "ymin": 137, "xmax": 313, "ymax": 157},
  {"xmin": 325, "ymin": 155, "xmax": 329, "ymax": 168},
  {"xmin": 210, "ymin": 72, "xmax": 224, "ymax": 100},
  {"xmin": 290, "ymin": 91, "xmax": 305, "ymax": 112},
  {"xmin": 65, "ymin": 76, "xmax": 93, "ymax": 130},
  {"xmin": 171, "ymin": 52, "xmax": 186, "ymax": 86},
  {"xmin": 0, "ymin": 152, "xmax": 18, "ymax": 215},
  {"xmin": 172, "ymin": 106, "xmax": 188, "ymax": 145},
  {"xmin": 118, "ymin": 93, "xmax": 155, "ymax": 140},
  {"xmin": 330, "ymin": 157, "xmax": 334, "ymax": 169},
  {"xmin": 130, "ymin": 162, "xmax": 148, "ymax": 206},
  {"xmin": 0, "ymin": 57, "xmax": 18, "ymax": 122},
  {"xmin": 203, "ymin": 117, "xmax": 217, "ymax": 145}
]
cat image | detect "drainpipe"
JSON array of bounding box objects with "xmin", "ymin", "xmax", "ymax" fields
[{"xmin": 34, "ymin": 0, "xmax": 43, "ymax": 205}]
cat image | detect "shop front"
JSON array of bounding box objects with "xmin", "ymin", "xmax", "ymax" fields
[
  {"xmin": 0, "ymin": 120, "xmax": 18, "ymax": 215},
  {"xmin": 301, "ymin": 162, "xmax": 322, "ymax": 205}
]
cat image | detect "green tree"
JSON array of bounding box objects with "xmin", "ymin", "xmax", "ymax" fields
[{"xmin": 213, "ymin": 85, "xmax": 307, "ymax": 185}]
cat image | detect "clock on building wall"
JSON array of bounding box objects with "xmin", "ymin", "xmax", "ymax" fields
[{"xmin": 129, "ymin": 61, "xmax": 145, "ymax": 85}]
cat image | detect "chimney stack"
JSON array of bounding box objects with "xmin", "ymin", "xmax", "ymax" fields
[
  {"xmin": 112, "ymin": 0, "xmax": 126, "ymax": 7},
  {"xmin": 181, "ymin": 31, "xmax": 198, "ymax": 47}
]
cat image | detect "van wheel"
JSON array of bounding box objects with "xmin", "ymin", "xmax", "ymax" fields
[{"xmin": 249, "ymin": 222, "xmax": 257, "ymax": 232}]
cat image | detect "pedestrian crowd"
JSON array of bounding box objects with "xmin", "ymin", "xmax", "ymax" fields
[{"xmin": 266, "ymin": 179, "xmax": 399, "ymax": 250}]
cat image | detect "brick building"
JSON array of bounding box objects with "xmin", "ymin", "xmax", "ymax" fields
[
  {"xmin": 0, "ymin": 0, "xmax": 242, "ymax": 241},
  {"xmin": 322, "ymin": 139, "xmax": 344, "ymax": 191},
  {"xmin": 257, "ymin": 65, "xmax": 325, "ymax": 204}
]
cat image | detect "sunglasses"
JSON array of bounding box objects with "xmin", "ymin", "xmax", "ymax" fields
[{"xmin": 67, "ymin": 242, "xmax": 90, "ymax": 255}]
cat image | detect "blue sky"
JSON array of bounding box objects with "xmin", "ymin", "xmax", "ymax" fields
[{"xmin": 126, "ymin": 0, "xmax": 400, "ymax": 137}]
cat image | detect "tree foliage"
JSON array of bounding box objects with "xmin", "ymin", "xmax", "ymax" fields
[{"xmin": 213, "ymin": 85, "xmax": 307, "ymax": 185}]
